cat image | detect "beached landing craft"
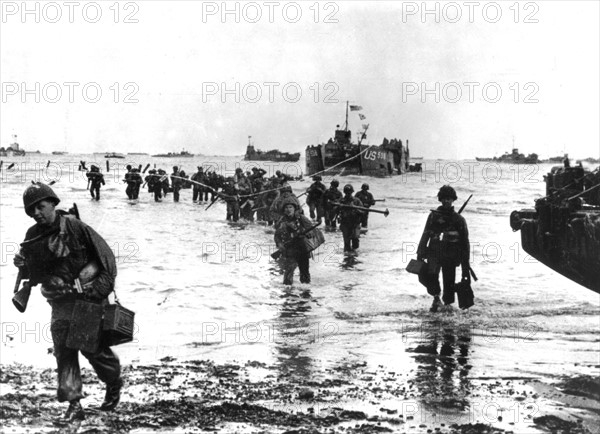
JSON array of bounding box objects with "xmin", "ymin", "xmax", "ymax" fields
[
  {"xmin": 510, "ymin": 162, "xmax": 600, "ymax": 293},
  {"xmin": 306, "ymin": 102, "xmax": 409, "ymax": 177}
]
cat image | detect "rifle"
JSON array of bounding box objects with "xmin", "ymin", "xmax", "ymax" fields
[
  {"xmin": 297, "ymin": 191, "xmax": 308, "ymax": 198},
  {"xmin": 456, "ymin": 194, "xmax": 477, "ymax": 281},
  {"xmin": 332, "ymin": 202, "xmax": 390, "ymax": 217},
  {"xmin": 205, "ymin": 194, "xmax": 221, "ymax": 210},
  {"xmin": 458, "ymin": 194, "xmax": 473, "ymax": 214},
  {"xmin": 143, "ymin": 163, "xmax": 151, "ymax": 173},
  {"xmin": 271, "ymin": 222, "xmax": 322, "ymax": 260}
]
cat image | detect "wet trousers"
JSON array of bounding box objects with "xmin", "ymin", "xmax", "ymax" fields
[
  {"xmin": 324, "ymin": 208, "xmax": 337, "ymax": 228},
  {"xmin": 308, "ymin": 202, "xmax": 324, "ymax": 222},
  {"xmin": 428, "ymin": 263, "xmax": 457, "ymax": 305},
  {"xmin": 153, "ymin": 187, "xmax": 162, "ymax": 201},
  {"xmin": 340, "ymin": 224, "xmax": 360, "ymax": 251},
  {"xmin": 282, "ymin": 252, "xmax": 310, "ymax": 284},
  {"xmin": 226, "ymin": 201, "xmax": 240, "ymax": 222},
  {"xmin": 360, "ymin": 211, "xmax": 369, "ymax": 228},
  {"xmin": 173, "ymin": 186, "xmax": 181, "ymax": 202},
  {"xmin": 51, "ymin": 320, "xmax": 121, "ymax": 402},
  {"xmin": 89, "ymin": 186, "xmax": 100, "ymax": 201}
]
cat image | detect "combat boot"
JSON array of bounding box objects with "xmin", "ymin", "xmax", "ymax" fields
[
  {"xmin": 430, "ymin": 296, "xmax": 442, "ymax": 313},
  {"xmin": 300, "ymin": 273, "xmax": 311, "ymax": 284},
  {"xmin": 64, "ymin": 400, "xmax": 85, "ymax": 421},
  {"xmin": 100, "ymin": 378, "xmax": 123, "ymax": 411}
]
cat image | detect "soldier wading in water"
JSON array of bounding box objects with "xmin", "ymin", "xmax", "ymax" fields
[
  {"xmin": 13, "ymin": 183, "xmax": 123, "ymax": 420},
  {"xmin": 417, "ymin": 185, "xmax": 471, "ymax": 312},
  {"xmin": 274, "ymin": 198, "xmax": 314, "ymax": 285}
]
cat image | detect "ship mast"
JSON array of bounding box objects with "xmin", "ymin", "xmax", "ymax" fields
[{"xmin": 344, "ymin": 101, "xmax": 349, "ymax": 131}]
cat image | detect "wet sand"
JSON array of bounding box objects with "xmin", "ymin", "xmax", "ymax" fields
[{"xmin": 1, "ymin": 355, "xmax": 598, "ymax": 433}]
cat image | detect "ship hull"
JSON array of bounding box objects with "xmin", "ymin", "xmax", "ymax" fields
[
  {"xmin": 245, "ymin": 154, "xmax": 300, "ymax": 162},
  {"xmin": 510, "ymin": 166, "xmax": 600, "ymax": 294},
  {"xmin": 306, "ymin": 144, "xmax": 406, "ymax": 177}
]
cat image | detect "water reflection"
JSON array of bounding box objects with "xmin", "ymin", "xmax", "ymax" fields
[
  {"xmin": 272, "ymin": 286, "xmax": 315, "ymax": 379},
  {"xmin": 340, "ymin": 252, "xmax": 361, "ymax": 270},
  {"xmin": 407, "ymin": 320, "xmax": 473, "ymax": 411}
]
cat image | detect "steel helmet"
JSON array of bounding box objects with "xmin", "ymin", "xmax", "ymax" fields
[
  {"xmin": 330, "ymin": 179, "xmax": 339, "ymax": 187},
  {"xmin": 282, "ymin": 197, "xmax": 298, "ymax": 209},
  {"xmin": 343, "ymin": 184, "xmax": 354, "ymax": 194},
  {"xmin": 23, "ymin": 182, "xmax": 60, "ymax": 216},
  {"xmin": 437, "ymin": 185, "xmax": 457, "ymax": 201},
  {"xmin": 361, "ymin": 183, "xmax": 369, "ymax": 190}
]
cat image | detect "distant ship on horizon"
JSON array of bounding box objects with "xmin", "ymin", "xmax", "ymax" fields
[
  {"xmin": 0, "ymin": 134, "xmax": 26, "ymax": 157},
  {"xmin": 152, "ymin": 149, "xmax": 194, "ymax": 158},
  {"xmin": 244, "ymin": 136, "xmax": 300, "ymax": 162}
]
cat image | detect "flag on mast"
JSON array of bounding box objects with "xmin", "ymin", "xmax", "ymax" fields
[{"xmin": 349, "ymin": 105, "xmax": 363, "ymax": 111}]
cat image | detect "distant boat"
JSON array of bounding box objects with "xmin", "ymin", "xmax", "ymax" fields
[
  {"xmin": 152, "ymin": 149, "xmax": 194, "ymax": 158},
  {"xmin": 582, "ymin": 157, "xmax": 600, "ymax": 164},
  {"xmin": 476, "ymin": 148, "xmax": 539, "ymax": 164},
  {"xmin": 245, "ymin": 136, "xmax": 300, "ymax": 162},
  {"xmin": 52, "ymin": 151, "xmax": 68, "ymax": 155},
  {"xmin": 0, "ymin": 134, "xmax": 26, "ymax": 157},
  {"xmin": 104, "ymin": 152, "xmax": 125, "ymax": 159}
]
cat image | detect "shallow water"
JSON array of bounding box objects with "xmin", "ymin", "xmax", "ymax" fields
[{"xmin": 1, "ymin": 153, "xmax": 599, "ymax": 431}]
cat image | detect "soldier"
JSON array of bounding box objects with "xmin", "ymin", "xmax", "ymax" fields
[
  {"xmin": 336, "ymin": 184, "xmax": 364, "ymax": 252},
  {"xmin": 274, "ymin": 198, "xmax": 314, "ymax": 285},
  {"xmin": 129, "ymin": 168, "xmax": 143, "ymax": 200},
  {"xmin": 145, "ymin": 169, "xmax": 162, "ymax": 202},
  {"xmin": 13, "ymin": 183, "xmax": 123, "ymax": 420},
  {"xmin": 124, "ymin": 165, "xmax": 133, "ymax": 199},
  {"xmin": 270, "ymin": 182, "xmax": 301, "ymax": 226},
  {"xmin": 170, "ymin": 166, "xmax": 183, "ymax": 202},
  {"xmin": 355, "ymin": 183, "xmax": 375, "ymax": 228},
  {"xmin": 322, "ymin": 179, "xmax": 343, "ymax": 229},
  {"xmin": 417, "ymin": 185, "xmax": 470, "ymax": 313},
  {"xmin": 158, "ymin": 169, "xmax": 169, "ymax": 197},
  {"xmin": 221, "ymin": 177, "xmax": 240, "ymax": 222},
  {"xmin": 191, "ymin": 167, "xmax": 206, "ymax": 203},
  {"xmin": 86, "ymin": 165, "xmax": 105, "ymax": 201},
  {"xmin": 306, "ymin": 175, "xmax": 326, "ymax": 224}
]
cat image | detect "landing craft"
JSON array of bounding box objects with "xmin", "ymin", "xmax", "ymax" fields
[
  {"xmin": 306, "ymin": 101, "xmax": 409, "ymax": 177},
  {"xmin": 510, "ymin": 161, "xmax": 600, "ymax": 293}
]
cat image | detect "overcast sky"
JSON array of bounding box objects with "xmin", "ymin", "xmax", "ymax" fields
[{"xmin": 1, "ymin": 1, "xmax": 599, "ymax": 159}]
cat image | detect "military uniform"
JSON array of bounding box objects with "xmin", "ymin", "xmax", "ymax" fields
[
  {"xmin": 417, "ymin": 203, "xmax": 470, "ymax": 306},
  {"xmin": 306, "ymin": 177, "xmax": 326, "ymax": 223},
  {"xmin": 322, "ymin": 183, "xmax": 343, "ymax": 228},
  {"xmin": 337, "ymin": 188, "xmax": 364, "ymax": 251},
  {"xmin": 171, "ymin": 167, "xmax": 183, "ymax": 202},
  {"xmin": 355, "ymin": 186, "xmax": 375, "ymax": 228},
  {"xmin": 17, "ymin": 183, "xmax": 122, "ymax": 419},
  {"xmin": 274, "ymin": 203, "xmax": 314, "ymax": 284},
  {"xmin": 86, "ymin": 166, "xmax": 105, "ymax": 201}
]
